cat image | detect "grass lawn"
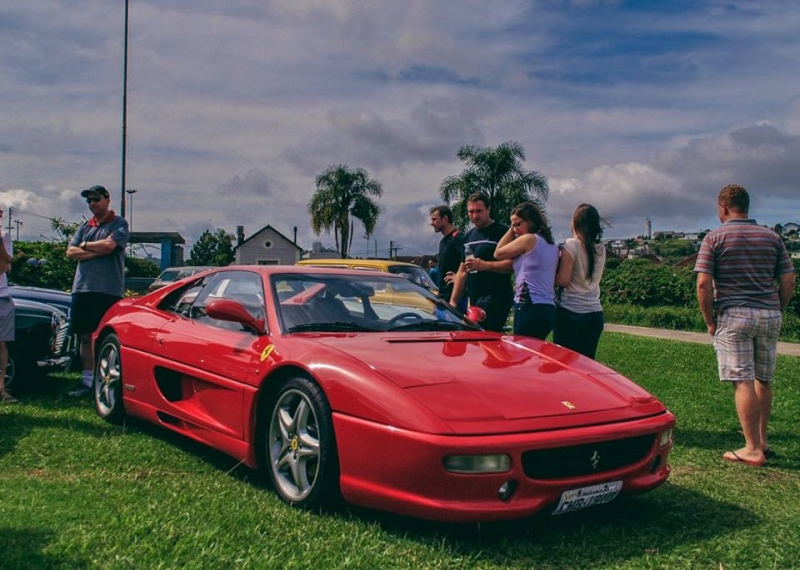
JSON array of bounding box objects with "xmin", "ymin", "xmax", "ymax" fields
[{"xmin": 2, "ymin": 332, "xmax": 799, "ymax": 569}]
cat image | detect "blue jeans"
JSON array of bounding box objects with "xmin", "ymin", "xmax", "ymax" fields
[
  {"xmin": 553, "ymin": 307, "xmax": 604, "ymax": 359},
  {"xmin": 513, "ymin": 303, "xmax": 555, "ymax": 340}
]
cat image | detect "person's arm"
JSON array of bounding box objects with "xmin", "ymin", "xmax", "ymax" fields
[
  {"xmin": 449, "ymin": 262, "xmax": 467, "ymax": 306},
  {"xmin": 66, "ymin": 235, "xmax": 118, "ymax": 260},
  {"xmin": 0, "ymin": 241, "xmax": 9, "ymax": 274},
  {"xmin": 494, "ymin": 231, "xmax": 535, "ymax": 261},
  {"xmin": 696, "ymin": 272, "xmax": 716, "ymax": 336},
  {"xmin": 555, "ymin": 248, "xmax": 575, "ymax": 288},
  {"xmin": 0, "ymin": 213, "xmax": 10, "ymax": 270},
  {"xmin": 66, "ymin": 245, "xmax": 102, "ymax": 261},
  {"xmin": 83, "ymin": 235, "xmax": 118, "ymax": 255},
  {"xmin": 465, "ymin": 256, "xmax": 513, "ymax": 274},
  {"xmin": 778, "ymin": 272, "xmax": 796, "ymax": 311}
]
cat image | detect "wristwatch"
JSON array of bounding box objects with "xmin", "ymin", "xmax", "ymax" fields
[{"xmin": 79, "ymin": 240, "xmax": 87, "ymax": 249}]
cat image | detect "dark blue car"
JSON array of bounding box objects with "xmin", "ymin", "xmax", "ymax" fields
[{"xmin": 5, "ymin": 297, "xmax": 71, "ymax": 391}]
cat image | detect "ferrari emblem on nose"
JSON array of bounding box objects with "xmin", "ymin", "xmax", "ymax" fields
[
  {"xmin": 561, "ymin": 400, "xmax": 576, "ymax": 410},
  {"xmin": 260, "ymin": 344, "xmax": 276, "ymax": 362},
  {"xmin": 590, "ymin": 451, "xmax": 600, "ymax": 470}
]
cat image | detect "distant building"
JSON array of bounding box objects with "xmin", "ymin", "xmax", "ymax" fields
[{"xmin": 234, "ymin": 225, "xmax": 304, "ymax": 265}]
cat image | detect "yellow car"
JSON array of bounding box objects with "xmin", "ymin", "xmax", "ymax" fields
[{"xmin": 295, "ymin": 259, "xmax": 438, "ymax": 312}]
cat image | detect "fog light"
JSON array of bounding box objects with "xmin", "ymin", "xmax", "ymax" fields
[
  {"xmin": 659, "ymin": 429, "xmax": 673, "ymax": 447},
  {"xmin": 443, "ymin": 454, "xmax": 511, "ymax": 474},
  {"xmin": 498, "ymin": 479, "xmax": 517, "ymax": 501},
  {"xmin": 649, "ymin": 455, "xmax": 662, "ymax": 473}
]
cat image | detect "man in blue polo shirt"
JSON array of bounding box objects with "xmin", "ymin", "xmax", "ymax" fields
[{"xmin": 66, "ymin": 185, "xmax": 129, "ymax": 397}]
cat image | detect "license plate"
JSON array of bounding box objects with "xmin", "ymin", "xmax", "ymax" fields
[{"xmin": 552, "ymin": 481, "xmax": 623, "ymax": 515}]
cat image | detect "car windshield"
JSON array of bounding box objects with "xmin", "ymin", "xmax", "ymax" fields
[
  {"xmin": 386, "ymin": 264, "xmax": 437, "ymax": 291},
  {"xmin": 157, "ymin": 269, "xmax": 182, "ymax": 283},
  {"xmin": 272, "ymin": 273, "xmax": 478, "ymax": 334}
]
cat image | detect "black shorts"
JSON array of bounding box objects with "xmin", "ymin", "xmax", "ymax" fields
[{"xmin": 70, "ymin": 292, "xmax": 122, "ymax": 335}]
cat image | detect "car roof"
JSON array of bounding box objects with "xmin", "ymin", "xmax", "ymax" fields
[
  {"xmin": 188, "ymin": 264, "xmax": 410, "ymax": 279},
  {"xmin": 296, "ymin": 259, "xmax": 421, "ymax": 269}
]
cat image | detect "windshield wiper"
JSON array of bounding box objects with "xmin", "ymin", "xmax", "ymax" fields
[
  {"xmin": 287, "ymin": 322, "xmax": 378, "ymax": 333},
  {"xmin": 386, "ymin": 320, "xmax": 477, "ymax": 332}
]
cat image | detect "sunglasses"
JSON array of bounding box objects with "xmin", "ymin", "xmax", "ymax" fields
[{"xmin": 86, "ymin": 196, "xmax": 104, "ymax": 204}]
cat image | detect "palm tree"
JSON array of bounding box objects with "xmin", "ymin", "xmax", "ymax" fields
[
  {"xmin": 308, "ymin": 165, "xmax": 383, "ymax": 259},
  {"xmin": 439, "ymin": 141, "xmax": 549, "ymax": 229}
]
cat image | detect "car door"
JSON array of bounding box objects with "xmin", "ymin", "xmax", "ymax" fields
[{"xmin": 147, "ymin": 270, "xmax": 269, "ymax": 440}]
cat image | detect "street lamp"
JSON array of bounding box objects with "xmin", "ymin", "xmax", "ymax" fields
[
  {"xmin": 126, "ymin": 188, "xmax": 138, "ymax": 230},
  {"xmin": 126, "ymin": 188, "xmax": 137, "ymax": 256}
]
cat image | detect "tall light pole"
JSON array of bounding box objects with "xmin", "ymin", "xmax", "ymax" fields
[
  {"xmin": 126, "ymin": 188, "xmax": 137, "ymax": 256},
  {"xmin": 126, "ymin": 189, "xmax": 138, "ymax": 230},
  {"xmin": 120, "ymin": 0, "xmax": 130, "ymax": 219}
]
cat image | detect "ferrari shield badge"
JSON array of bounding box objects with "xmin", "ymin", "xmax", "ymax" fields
[{"xmin": 260, "ymin": 344, "xmax": 276, "ymax": 362}]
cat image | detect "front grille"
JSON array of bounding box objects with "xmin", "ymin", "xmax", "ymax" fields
[
  {"xmin": 52, "ymin": 323, "xmax": 69, "ymax": 354},
  {"xmin": 521, "ymin": 434, "xmax": 655, "ymax": 479}
]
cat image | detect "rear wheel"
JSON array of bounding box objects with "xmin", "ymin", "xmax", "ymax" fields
[
  {"xmin": 3, "ymin": 355, "xmax": 15, "ymax": 391},
  {"xmin": 94, "ymin": 334, "xmax": 125, "ymax": 424},
  {"xmin": 264, "ymin": 376, "xmax": 339, "ymax": 509}
]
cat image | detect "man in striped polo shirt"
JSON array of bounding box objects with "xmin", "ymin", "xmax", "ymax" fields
[{"xmin": 695, "ymin": 184, "xmax": 795, "ymax": 467}]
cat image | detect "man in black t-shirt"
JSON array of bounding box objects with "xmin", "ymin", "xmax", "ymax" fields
[
  {"xmin": 449, "ymin": 193, "xmax": 513, "ymax": 332},
  {"xmin": 430, "ymin": 205, "xmax": 466, "ymax": 310}
]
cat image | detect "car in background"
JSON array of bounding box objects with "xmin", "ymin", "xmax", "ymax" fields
[
  {"xmin": 295, "ymin": 259, "xmax": 437, "ymax": 293},
  {"xmin": 10, "ymin": 285, "xmax": 78, "ymax": 371},
  {"xmin": 10, "ymin": 285, "xmax": 72, "ymax": 317},
  {"xmin": 147, "ymin": 266, "xmax": 214, "ymax": 292},
  {"xmin": 295, "ymin": 258, "xmax": 438, "ymax": 312},
  {"xmin": 90, "ymin": 265, "xmax": 674, "ymax": 522},
  {"xmin": 5, "ymin": 298, "xmax": 71, "ymax": 391}
]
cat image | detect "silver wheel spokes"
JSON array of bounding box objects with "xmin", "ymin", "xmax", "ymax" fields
[
  {"xmin": 269, "ymin": 390, "xmax": 321, "ymax": 501},
  {"xmin": 96, "ymin": 344, "xmax": 121, "ymax": 413}
]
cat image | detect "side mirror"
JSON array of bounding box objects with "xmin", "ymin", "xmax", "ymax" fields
[
  {"xmin": 206, "ymin": 299, "xmax": 266, "ymax": 334},
  {"xmin": 466, "ymin": 306, "xmax": 486, "ymax": 323}
]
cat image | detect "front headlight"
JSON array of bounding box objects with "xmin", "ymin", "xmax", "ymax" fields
[
  {"xmin": 443, "ymin": 454, "xmax": 511, "ymax": 474},
  {"xmin": 659, "ymin": 429, "xmax": 673, "ymax": 447}
]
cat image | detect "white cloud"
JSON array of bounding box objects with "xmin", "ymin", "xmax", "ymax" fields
[{"xmin": 2, "ymin": 0, "xmax": 800, "ymax": 253}]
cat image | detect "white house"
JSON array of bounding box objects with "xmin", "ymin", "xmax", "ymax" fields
[{"xmin": 234, "ymin": 225, "xmax": 304, "ymax": 266}]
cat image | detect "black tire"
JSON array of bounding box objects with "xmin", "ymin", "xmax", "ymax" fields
[
  {"xmin": 263, "ymin": 376, "xmax": 340, "ymax": 510},
  {"xmin": 94, "ymin": 333, "xmax": 126, "ymax": 424},
  {"xmin": 3, "ymin": 354, "xmax": 16, "ymax": 391},
  {"xmin": 3, "ymin": 351, "xmax": 42, "ymax": 394}
]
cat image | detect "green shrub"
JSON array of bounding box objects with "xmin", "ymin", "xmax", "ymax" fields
[
  {"xmin": 787, "ymin": 258, "xmax": 800, "ymax": 318},
  {"xmin": 10, "ymin": 240, "xmax": 76, "ymax": 290},
  {"xmin": 604, "ymin": 303, "xmax": 705, "ymax": 332},
  {"xmin": 601, "ymin": 258, "xmax": 695, "ymax": 308}
]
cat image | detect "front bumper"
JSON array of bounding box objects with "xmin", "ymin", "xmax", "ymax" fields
[
  {"xmin": 36, "ymin": 355, "xmax": 72, "ymax": 370},
  {"xmin": 334, "ymin": 411, "xmax": 674, "ymax": 522}
]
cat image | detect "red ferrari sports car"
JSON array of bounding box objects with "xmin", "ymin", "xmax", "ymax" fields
[{"xmin": 92, "ymin": 265, "xmax": 674, "ymax": 522}]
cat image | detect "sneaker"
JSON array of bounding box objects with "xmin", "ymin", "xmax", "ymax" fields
[
  {"xmin": 1, "ymin": 390, "xmax": 19, "ymax": 404},
  {"xmin": 68, "ymin": 385, "xmax": 93, "ymax": 398}
]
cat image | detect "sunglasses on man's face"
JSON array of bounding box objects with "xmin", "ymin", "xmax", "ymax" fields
[{"xmin": 86, "ymin": 196, "xmax": 103, "ymax": 204}]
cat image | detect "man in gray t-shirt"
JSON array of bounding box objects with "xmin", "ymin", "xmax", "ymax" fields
[{"xmin": 66, "ymin": 185, "xmax": 129, "ymax": 397}]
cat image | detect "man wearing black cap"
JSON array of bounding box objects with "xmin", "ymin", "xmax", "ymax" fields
[{"xmin": 66, "ymin": 185, "xmax": 129, "ymax": 397}]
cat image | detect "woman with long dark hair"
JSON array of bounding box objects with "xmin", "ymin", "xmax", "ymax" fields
[
  {"xmin": 554, "ymin": 203, "xmax": 607, "ymax": 358},
  {"xmin": 495, "ymin": 202, "xmax": 559, "ymax": 339}
]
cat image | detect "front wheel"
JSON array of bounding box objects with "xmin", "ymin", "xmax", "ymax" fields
[
  {"xmin": 264, "ymin": 376, "xmax": 339, "ymax": 510},
  {"xmin": 94, "ymin": 333, "xmax": 125, "ymax": 424}
]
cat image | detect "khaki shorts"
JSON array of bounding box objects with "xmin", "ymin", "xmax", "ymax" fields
[{"xmin": 713, "ymin": 306, "xmax": 782, "ymax": 382}]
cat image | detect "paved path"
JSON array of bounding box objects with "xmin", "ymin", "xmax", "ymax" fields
[{"xmin": 605, "ymin": 323, "xmax": 800, "ymax": 357}]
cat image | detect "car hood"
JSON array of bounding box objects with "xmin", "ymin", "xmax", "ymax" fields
[{"xmin": 301, "ymin": 332, "xmax": 664, "ymax": 430}]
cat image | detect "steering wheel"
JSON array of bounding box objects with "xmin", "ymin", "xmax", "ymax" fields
[{"xmin": 386, "ymin": 312, "xmax": 424, "ymax": 327}]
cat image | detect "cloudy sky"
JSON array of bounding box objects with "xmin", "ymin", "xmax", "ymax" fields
[{"xmin": 2, "ymin": 0, "xmax": 799, "ymax": 258}]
